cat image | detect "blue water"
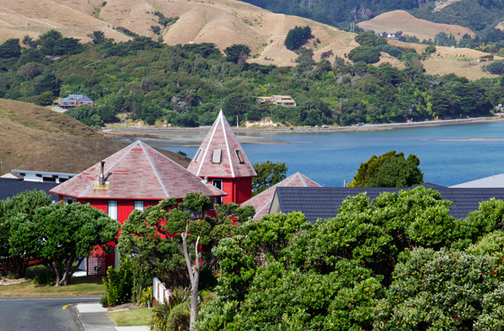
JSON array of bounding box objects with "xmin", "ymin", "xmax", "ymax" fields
[{"xmin": 163, "ymin": 122, "xmax": 504, "ymax": 187}]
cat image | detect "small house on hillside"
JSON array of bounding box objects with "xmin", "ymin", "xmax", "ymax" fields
[
  {"xmin": 479, "ymin": 54, "xmax": 494, "ymax": 62},
  {"xmin": 257, "ymin": 95, "xmax": 297, "ymax": 107},
  {"xmin": 59, "ymin": 94, "xmax": 94, "ymax": 108}
]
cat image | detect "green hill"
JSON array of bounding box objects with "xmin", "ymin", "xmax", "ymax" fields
[{"xmin": 0, "ymin": 99, "xmax": 189, "ymax": 176}]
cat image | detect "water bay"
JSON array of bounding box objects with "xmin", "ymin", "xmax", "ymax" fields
[{"xmin": 163, "ymin": 122, "xmax": 504, "ymax": 187}]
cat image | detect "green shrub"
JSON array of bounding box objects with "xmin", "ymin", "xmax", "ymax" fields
[
  {"xmin": 33, "ymin": 269, "xmax": 55, "ymax": 286},
  {"xmin": 348, "ymin": 46, "xmax": 381, "ymax": 64},
  {"xmin": 484, "ymin": 61, "xmax": 504, "ymax": 75},
  {"xmin": 166, "ymin": 303, "xmax": 190, "ymax": 331},
  {"xmin": 136, "ymin": 286, "xmax": 153, "ymax": 307},
  {"xmin": 100, "ymin": 296, "xmax": 109, "ymax": 308},
  {"xmin": 149, "ymin": 288, "xmax": 188, "ymax": 331},
  {"xmin": 102, "ymin": 262, "xmax": 133, "ymax": 307},
  {"xmin": 355, "ymin": 32, "xmax": 387, "ymax": 47}
]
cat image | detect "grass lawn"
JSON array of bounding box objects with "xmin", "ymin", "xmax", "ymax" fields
[
  {"xmin": 108, "ymin": 308, "xmax": 152, "ymax": 326},
  {"xmin": 0, "ymin": 266, "xmax": 105, "ymax": 297}
]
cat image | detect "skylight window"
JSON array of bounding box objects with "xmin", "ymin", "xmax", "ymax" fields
[
  {"xmin": 212, "ymin": 149, "xmax": 222, "ymax": 164},
  {"xmin": 235, "ymin": 150, "xmax": 245, "ymax": 164},
  {"xmin": 194, "ymin": 148, "xmax": 202, "ymax": 162}
]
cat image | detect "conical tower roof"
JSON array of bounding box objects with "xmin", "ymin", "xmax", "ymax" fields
[
  {"xmin": 50, "ymin": 141, "xmax": 225, "ymax": 200},
  {"xmin": 187, "ymin": 110, "xmax": 257, "ymax": 178}
]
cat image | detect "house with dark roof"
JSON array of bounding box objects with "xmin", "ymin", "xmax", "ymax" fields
[
  {"xmin": 59, "ymin": 94, "xmax": 94, "ymax": 108},
  {"xmin": 241, "ymin": 172, "xmax": 321, "ymax": 221},
  {"xmin": 0, "ymin": 178, "xmax": 59, "ymax": 201},
  {"xmin": 269, "ymin": 185, "xmax": 504, "ymax": 223}
]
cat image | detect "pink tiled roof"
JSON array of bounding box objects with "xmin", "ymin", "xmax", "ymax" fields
[
  {"xmin": 187, "ymin": 110, "xmax": 257, "ymax": 178},
  {"xmin": 241, "ymin": 172, "xmax": 321, "ymax": 220},
  {"xmin": 50, "ymin": 141, "xmax": 226, "ymax": 200}
]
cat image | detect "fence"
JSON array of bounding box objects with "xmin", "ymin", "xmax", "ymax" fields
[{"xmin": 153, "ymin": 277, "xmax": 171, "ymax": 305}]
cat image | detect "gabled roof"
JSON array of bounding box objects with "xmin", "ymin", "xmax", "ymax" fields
[
  {"xmin": 187, "ymin": 110, "xmax": 257, "ymax": 178},
  {"xmin": 241, "ymin": 172, "xmax": 321, "ymax": 220},
  {"xmin": 62, "ymin": 94, "xmax": 93, "ymax": 102},
  {"xmin": 271, "ymin": 186, "xmax": 504, "ymax": 223},
  {"xmin": 50, "ymin": 141, "xmax": 225, "ymax": 200},
  {"xmin": 450, "ymin": 174, "xmax": 504, "ymax": 188}
]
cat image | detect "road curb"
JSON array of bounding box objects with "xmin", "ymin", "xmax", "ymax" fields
[{"xmin": 70, "ymin": 305, "xmax": 85, "ymax": 331}]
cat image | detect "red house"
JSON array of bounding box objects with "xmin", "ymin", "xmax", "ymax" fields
[
  {"xmin": 187, "ymin": 110, "xmax": 257, "ymax": 204},
  {"xmin": 50, "ymin": 140, "xmax": 225, "ymax": 275}
]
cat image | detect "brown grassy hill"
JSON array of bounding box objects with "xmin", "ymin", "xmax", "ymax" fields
[
  {"xmin": 0, "ymin": 0, "xmax": 496, "ymax": 79},
  {"xmin": 0, "ymin": 0, "xmax": 355, "ymax": 66},
  {"xmin": 357, "ymin": 10, "xmax": 475, "ymax": 42},
  {"xmin": 0, "ymin": 99, "xmax": 189, "ymax": 176}
]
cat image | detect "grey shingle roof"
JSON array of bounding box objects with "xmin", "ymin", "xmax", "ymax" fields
[
  {"xmin": 274, "ymin": 185, "xmax": 504, "ymax": 223},
  {"xmin": 0, "ymin": 178, "xmax": 59, "ymax": 201}
]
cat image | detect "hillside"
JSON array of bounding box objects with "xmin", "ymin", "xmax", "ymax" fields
[
  {"xmin": 0, "ymin": 0, "xmax": 357, "ymax": 67},
  {"xmin": 357, "ymin": 10, "xmax": 475, "ymax": 42},
  {"xmin": 0, "ymin": 0, "xmax": 497, "ymax": 78},
  {"xmin": 0, "ymin": 99, "xmax": 189, "ymax": 176}
]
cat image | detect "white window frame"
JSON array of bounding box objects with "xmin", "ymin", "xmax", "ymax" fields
[
  {"xmin": 108, "ymin": 200, "xmax": 118, "ymax": 221},
  {"xmin": 134, "ymin": 201, "xmax": 144, "ymax": 211}
]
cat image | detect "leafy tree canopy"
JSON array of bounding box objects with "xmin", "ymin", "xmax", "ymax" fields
[
  {"xmin": 0, "ymin": 190, "xmax": 52, "ymax": 278},
  {"xmin": 10, "ymin": 202, "xmax": 119, "ymax": 286},
  {"xmin": 348, "ymin": 45, "xmax": 381, "ymax": 64},
  {"xmin": 252, "ymin": 161, "xmax": 288, "ymax": 195},
  {"xmin": 355, "ymin": 32, "xmax": 387, "ymax": 47},
  {"xmin": 223, "ymin": 44, "xmax": 251, "ymax": 64},
  {"xmin": 284, "ymin": 25, "xmax": 314, "ymax": 51},
  {"xmin": 348, "ymin": 150, "xmax": 424, "ymax": 187},
  {"xmin": 0, "ymin": 39, "xmax": 21, "ymax": 59}
]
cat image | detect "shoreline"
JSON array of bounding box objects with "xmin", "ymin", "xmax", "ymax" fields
[{"xmin": 102, "ymin": 117, "xmax": 504, "ymax": 147}]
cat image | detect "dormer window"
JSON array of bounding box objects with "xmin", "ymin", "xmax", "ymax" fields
[
  {"xmin": 212, "ymin": 149, "xmax": 222, "ymax": 164},
  {"xmin": 235, "ymin": 150, "xmax": 245, "ymax": 164}
]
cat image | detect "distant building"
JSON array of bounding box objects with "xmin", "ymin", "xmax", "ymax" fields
[
  {"xmin": 59, "ymin": 94, "xmax": 94, "ymax": 108},
  {"xmin": 12, "ymin": 169, "xmax": 76, "ymax": 183},
  {"xmin": 479, "ymin": 54, "xmax": 494, "ymax": 62},
  {"xmin": 257, "ymin": 95, "xmax": 297, "ymax": 107}
]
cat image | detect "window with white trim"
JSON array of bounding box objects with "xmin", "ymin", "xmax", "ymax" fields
[
  {"xmin": 134, "ymin": 201, "xmax": 144, "ymax": 211},
  {"xmin": 108, "ymin": 200, "xmax": 118, "ymax": 220}
]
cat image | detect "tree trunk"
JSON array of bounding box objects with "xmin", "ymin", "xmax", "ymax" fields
[
  {"xmin": 3, "ymin": 255, "xmax": 28, "ymax": 279},
  {"xmin": 182, "ymin": 229, "xmax": 201, "ymax": 331}
]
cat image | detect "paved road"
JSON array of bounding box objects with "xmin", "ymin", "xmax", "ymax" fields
[{"xmin": 0, "ymin": 297, "xmax": 100, "ymax": 331}]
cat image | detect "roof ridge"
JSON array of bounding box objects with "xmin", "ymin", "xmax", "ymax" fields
[
  {"xmin": 78, "ymin": 141, "xmax": 139, "ymax": 197},
  {"xmin": 140, "ymin": 141, "xmax": 170, "ymax": 198},
  {"xmin": 221, "ymin": 112, "xmax": 236, "ymax": 178},
  {"xmin": 298, "ymin": 173, "xmax": 308, "ymax": 187},
  {"xmin": 196, "ymin": 117, "xmax": 219, "ymax": 176}
]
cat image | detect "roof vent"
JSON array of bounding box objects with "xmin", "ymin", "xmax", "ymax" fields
[
  {"xmin": 94, "ymin": 161, "xmax": 109, "ymax": 190},
  {"xmin": 99, "ymin": 161, "xmax": 105, "ymax": 185}
]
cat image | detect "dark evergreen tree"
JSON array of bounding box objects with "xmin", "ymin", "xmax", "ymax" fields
[{"xmin": 284, "ymin": 26, "xmax": 313, "ymax": 51}]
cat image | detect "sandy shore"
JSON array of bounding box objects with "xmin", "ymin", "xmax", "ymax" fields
[{"xmin": 102, "ymin": 117, "xmax": 504, "ymax": 147}]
